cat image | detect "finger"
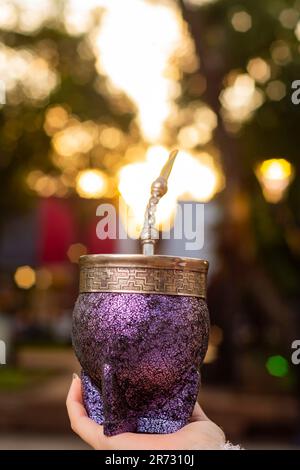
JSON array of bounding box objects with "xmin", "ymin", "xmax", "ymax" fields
[
  {"xmin": 190, "ymin": 401, "xmax": 209, "ymax": 422},
  {"xmin": 179, "ymin": 420, "xmax": 226, "ymax": 450},
  {"xmin": 190, "ymin": 403, "xmax": 226, "ymax": 447},
  {"xmin": 66, "ymin": 374, "xmax": 84, "ymax": 407},
  {"xmin": 108, "ymin": 406, "xmax": 213, "ymax": 450},
  {"xmin": 66, "ymin": 375, "xmax": 108, "ymax": 449},
  {"xmin": 65, "ymin": 377, "xmax": 170, "ymax": 450},
  {"xmin": 193, "ymin": 420, "xmax": 226, "ymax": 448},
  {"xmin": 66, "ymin": 378, "xmax": 181, "ymax": 450}
]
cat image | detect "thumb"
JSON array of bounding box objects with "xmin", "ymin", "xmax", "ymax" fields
[{"xmin": 190, "ymin": 401, "xmax": 210, "ymax": 422}]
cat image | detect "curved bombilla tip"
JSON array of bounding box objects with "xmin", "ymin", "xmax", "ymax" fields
[{"xmin": 159, "ymin": 149, "xmax": 179, "ymax": 181}]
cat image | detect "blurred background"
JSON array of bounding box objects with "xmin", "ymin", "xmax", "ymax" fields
[{"xmin": 0, "ymin": 0, "xmax": 300, "ymax": 450}]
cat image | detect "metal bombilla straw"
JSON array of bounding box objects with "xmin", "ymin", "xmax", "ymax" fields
[{"xmin": 140, "ymin": 149, "xmax": 178, "ymax": 255}]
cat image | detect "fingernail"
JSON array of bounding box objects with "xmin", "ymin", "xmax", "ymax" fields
[{"xmin": 73, "ymin": 373, "xmax": 79, "ymax": 380}]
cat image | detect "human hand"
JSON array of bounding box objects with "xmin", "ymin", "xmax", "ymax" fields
[{"xmin": 66, "ymin": 374, "xmax": 226, "ymax": 450}]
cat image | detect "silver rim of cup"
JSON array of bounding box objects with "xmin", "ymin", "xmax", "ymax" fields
[{"xmin": 79, "ymin": 255, "xmax": 208, "ymax": 299}]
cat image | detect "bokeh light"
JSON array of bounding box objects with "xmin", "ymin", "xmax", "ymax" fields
[
  {"xmin": 52, "ymin": 121, "xmax": 98, "ymax": 158},
  {"xmin": 247, "ymin": 57, "xmax": 271, "ymax": 84},
  {"xmin": 256, "ymin": 158, "xmax": 294, "ymax": 203},
  {"xmin": 231, "ymin": 11, "xmax": 252, "ymax": 33},
  {"xmin": 266, "ymin": 80, "xmax": 286, "ymax": 101},
  {"xmin": 63, "ymin": 0, "xmax": 100, "ymax": 35},
  {"xmin": 0, "ymin": 0, "xmax": 57, "ymax": 33},
  {"xmin": 27, "ymin": 171, "xmax": 68, "ymax": 198},
  {"xmin": 76, "ymin": 169, "xmax": 107, "ymax": 199},
  {"xmin": 44, "ymin": 106, "xmax": 69, "ymax": 136},
  {"xmin": 99, "ymin": 126, "xmax": 123, "ymax": 150},
  {"xmin": 271, "ymin": 40, "xmax": 292, "ymax": 66},
  {"xmin": 220, "ymin": 73, "xmax": 264, "ymax": 124},
  {"xmin": 67, "ymin": 243, "xmax": 87, "ymax": 263},
  {"xmin": 279, "ymin": 8, "xmax": 299, "ymax": 30},
  {"xmin": 266, "ymin": 355, "xmax": 289, "ymax": 378},
  {"xmin": 177, "ymin": 105, "xmax": 218, "ymax": 148},
  {"xmin": 35, "ymin": 268, "xmax": 53, "ymax": 290},
  {"xmin": 14, "ymin": 266, "xmax": 36, "ymax": 289},
  {"xmin": 0, "ymin": 44, "xmax": 58, "ymax": 103}
]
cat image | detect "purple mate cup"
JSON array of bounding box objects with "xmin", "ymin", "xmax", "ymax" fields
[
  {"xmin": 72, "ymin": 150, "xmax": 209, "ymax": 436},
  {"xmin": 72, "ymin": 254, "xmax": 209, "ymax": 436}
]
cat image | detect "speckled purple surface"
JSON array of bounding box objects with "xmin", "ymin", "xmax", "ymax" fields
[{"xmin": 72, "ymin": 292, "xmax": 209, "ymax": 436}]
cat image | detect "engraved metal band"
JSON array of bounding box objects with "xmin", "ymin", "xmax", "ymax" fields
[{"xmin": 79, "ymin": 255, "xmax": 208, "ymax": 298}]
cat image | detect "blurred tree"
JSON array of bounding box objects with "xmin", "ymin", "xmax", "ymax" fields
[{"xmin": 0, "ymin": 25, "xmax": 134, "ymax": 216}]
